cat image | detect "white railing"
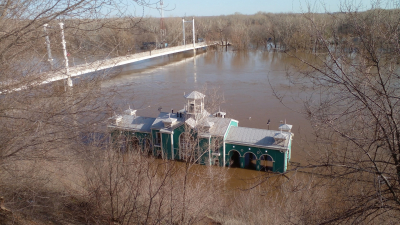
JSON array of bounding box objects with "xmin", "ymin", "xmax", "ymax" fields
[
  {"xmin": 55, "ymin": 42, "xmax": 209, "ymax": 78},
  {"xmin": 1, "ymin": 42, "xmax": 212, "ymax": 92}
]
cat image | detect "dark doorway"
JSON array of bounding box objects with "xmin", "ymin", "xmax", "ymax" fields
[
  {"xmin": 131, "ymin": 137, "xmax": 140, "ymax": 152},
  {"xmin": 143, "ymin": 138, "xmax": 152, "ymax": 156},
  {"xmin": 244, "ymin": 153, "xmax": 257, "ymax": 170},
  {"xmin": 229, "ymin": 150, "xmax": 240, "ymax": 168}
]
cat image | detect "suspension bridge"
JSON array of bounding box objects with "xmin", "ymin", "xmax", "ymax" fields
[
  {"xmin": 2, "ymin": 15, "xmax": 215, "ymax": 92},
  {"xmin": 45, "ymin": 42, "xmax": 212, "ymax": 87}
]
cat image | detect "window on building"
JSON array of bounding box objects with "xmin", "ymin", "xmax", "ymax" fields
[
  {"xmin": 143, "ymin": 138, "xmax": 151, "ymax": 149},
  {"xmin": 189, "ymin": 103, "xmax": 194, "ymax": 113},
  {"xmin": 155, "ymin": 132, "xmax": 161, "ymax": 145},
  {"xmin": 214, "ymin": 139, "xmax": 220, "ymax": 153}
]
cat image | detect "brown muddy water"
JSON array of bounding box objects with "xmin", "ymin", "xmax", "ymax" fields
[{"xmin": 100, "ymin": 48, "xmax": 314, "ymax": 189}]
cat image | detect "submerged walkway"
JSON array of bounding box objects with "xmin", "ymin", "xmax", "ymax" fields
[{"xmin": 44, "ymin": 42, "xmax": 211, "ymax": 85}]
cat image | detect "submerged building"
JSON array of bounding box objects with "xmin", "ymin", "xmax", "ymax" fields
[{"xmin": 108, "ymin": 91, "xmax": 293, "ymax": 173}]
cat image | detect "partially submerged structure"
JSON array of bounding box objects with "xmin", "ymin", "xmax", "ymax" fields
[{"xmin": 109, "ymin": 91, "xmax": 293, "ymax": 173}]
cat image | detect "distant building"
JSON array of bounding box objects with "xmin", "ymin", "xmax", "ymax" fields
[{"xmin": 108, "ymin": 91, "xmax": 293, "ymax": 173}]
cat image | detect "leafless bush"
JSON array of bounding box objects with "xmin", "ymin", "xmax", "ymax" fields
[{"xmin": 282, "ymin": 3, "xmax": 400, "ymax": 224}]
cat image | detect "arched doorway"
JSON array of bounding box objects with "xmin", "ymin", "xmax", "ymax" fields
[
  {"xmin": 244, "ymin": 152, "xmax": 257, "ymax": 170},
  {"xmin": 260, "ymin": 154, "xmax": 274, "ymax": 171},
  {"xmin": 229, "ymin": 150, "xmax": 240, "ymax": 168},
  {"xmin": 143, "ymin": 138, "xmax": 152, "ymax": 156},
  {"xmin": 130, "ymin": 137, "xmax": 140, "ymax": 152}
]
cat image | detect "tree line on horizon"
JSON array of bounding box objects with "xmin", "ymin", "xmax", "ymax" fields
[{"xmin": 42, "ymin": 8, "xmax": 400, "ymax": 59}]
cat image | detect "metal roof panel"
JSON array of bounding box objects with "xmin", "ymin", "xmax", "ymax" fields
[
  {"xmin": 226, "ymin": 126, "xmax": 292, "ymax": 150},
  {"xmin": 108, "ymin": 115, "xmax": 156, "ymax": 133},
  {"xmin": 184, "ymin": 91, "xmax": 206, "ymax": 99}
]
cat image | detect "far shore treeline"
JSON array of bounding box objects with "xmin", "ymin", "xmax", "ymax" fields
[{"xmin": 35, "ymin": 9, "xmax": 400, "ymax": 58}]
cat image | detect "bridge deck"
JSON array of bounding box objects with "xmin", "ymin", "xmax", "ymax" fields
[{"xmin": 45, "ymin": 42, "xmax": 210, "ymax": 84}]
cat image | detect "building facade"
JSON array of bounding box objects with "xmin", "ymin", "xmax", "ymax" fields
[{"xmin": 109, "ymin": 91, "xmax": 293, "ymax": 173}]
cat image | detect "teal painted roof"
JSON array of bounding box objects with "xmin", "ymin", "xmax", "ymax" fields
[
  {"xmin": 226, "ymin": 127, "xmax": 292, "ymax": 151},
  {"xmin": 108, "ymin": 115, "xmax": 156, "ymax": 133}
]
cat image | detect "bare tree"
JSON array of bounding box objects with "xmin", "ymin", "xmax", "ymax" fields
[
  {"xmin": 0, "ymin": 0, "xmax": 164, "ymax": 223},
  {"xmin": 286, "ymin": 5, "xmax": 400, "ymax": 224}
]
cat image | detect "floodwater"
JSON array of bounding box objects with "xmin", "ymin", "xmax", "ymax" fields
[{"xmin": 100, "ymin": 48, "xmax": 313, "ymax": 189}]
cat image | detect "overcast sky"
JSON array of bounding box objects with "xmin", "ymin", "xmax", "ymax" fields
[{"xmin": 136, "ymin": 0, "xmax": 397, "ymax": 17}]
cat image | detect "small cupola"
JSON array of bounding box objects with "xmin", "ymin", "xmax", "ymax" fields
[
  {"xmin": 162, "ymin": 114, "xmax": 177, "ymax": 128},
  {"xmin": 184, "ymin": 91, "xmax": 205, "ymax": 116},
  {"xmin": 214, "ymin": 107, "xmax": 226, "ymax": 118},
  {"xmin": 185, "ymin": 117, "xmax": 197, "ymax": 129},
  {"xmin": 273, "ymin": 132, "xmax": 288, "ymax": 146},
  {"xmin": 113, "ymin": 115, "xmax": 123, "ymax": 125},
  {"xmin": 279, "ymin": 120, "xmax": 292, "ymax": 132},
  {"xmin": 124, "ymin": 107, "xmax": 137, "ymax": 116},
  {"xmin": 203, "ymin": 120, "xmax": 214, "ymax": 132}
]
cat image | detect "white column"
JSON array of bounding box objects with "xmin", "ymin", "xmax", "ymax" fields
[
  {"xmin": 192, "ymin": 17, "xmax": 195, "ymax": 48},
  {"xmin": 171, "ymin": 132, "xmax": 174, "ymax": 160},
  {"xmin": 43, "ymin": 24, "xmax": 53, "ymax": 70},
  {"xmin": 208, "ymin": 137, "xmax": 211, "ymax": 165},
  {"xmin": 160, "ymin": 132, "xmax": 163, "ymax": 159},
  {"xmin": 182, "ymin": 18, "xmax": 185, "ymax": 46},
  {"xmin": 59, "ymin": 22, "xmax": 72, "ymax": 87},
  {"xmin": 223, "ymin": 140, "xmax": 226, "ymax": 167}
]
